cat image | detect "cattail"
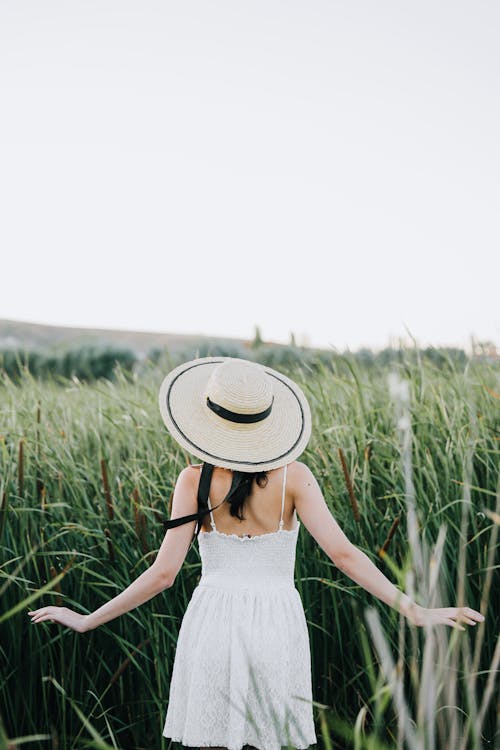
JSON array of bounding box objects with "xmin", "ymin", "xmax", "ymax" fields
[
  {"xmin": 132, "ymin": 487, "xmax": 148, "ymax": 553},
  {"xmin": 338, "ymin": 447, "xmax": 360, "ymax": 522},
  {"xmin": 60, "ymin": 552, "xmax": 76, "ymax": 575},
  {"xmin": 18, "ymin": 438, "xmax": 24, "ymax": 498},
  {"xmin": 152, "ymin": 508, "xmax": 164, "ymax": 525},
  {"xmin": 140, "ymin": 511, "xmax": 148, "ymax": 555},
  {"xmin": 0, "ymin": 489, "xmax": 8, "ymax": 538},
  {"xmin": 109, "ymin": 638, "xmax": 151, "ymax": 685},
  {"xmin": 379, "ymin": 515, "xmax": 401, "ymax": 558},
  {"xmin": 35, "ymin": 402, "xmax": 43, "ymax": 502},
  {"xmin": 132, "ymin": 487, "xmax": 140, "ymax": 534},
  {"xmin": 50, "ymin": 724, "xmax": 59, "ymax": 750},
  {"xmin": 100, "ymin": 458, "xmax": 114, "ymax": 520},
  {"xmin": 40, "ymin": 486, "xmax": 46, "ymax": 511},
  {"xmin": 104, "ymin": 527, "xmax": 115, "ymax": 562},
  {"xmin": 36, "ymin": 477, "xmax": 44, "ymax": 503}
]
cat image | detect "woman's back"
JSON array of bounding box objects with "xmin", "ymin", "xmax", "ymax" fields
[{"xmin": 192, "ymin": 462, "xmax": 299, "ymax": 537}]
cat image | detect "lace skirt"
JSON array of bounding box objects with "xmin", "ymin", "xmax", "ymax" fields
[{"xmin": 162, "ymin": 580, "xmax": 317, "ymax": 750}]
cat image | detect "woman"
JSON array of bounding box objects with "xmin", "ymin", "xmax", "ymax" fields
[{"xmin": 28, "ymin": 356, "xmax": 484, "ymax": 750}]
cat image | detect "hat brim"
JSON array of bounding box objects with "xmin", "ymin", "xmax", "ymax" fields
[{"xmin": 158, "ymin": 356, "xmax": 312, "ymax": 472}]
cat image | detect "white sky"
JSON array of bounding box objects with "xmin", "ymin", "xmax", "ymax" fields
[{"xmin": 1, "ymin": 1, "xmax": 498, "ymax": 351}]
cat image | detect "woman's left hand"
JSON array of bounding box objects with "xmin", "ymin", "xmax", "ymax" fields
[
  {"xmin": 28, "ymin": 606, "xmax": 89, "ymax": 633},
  {"xmin": 406, "ymin": 603, "xmax": 484, "ymax": 630}
]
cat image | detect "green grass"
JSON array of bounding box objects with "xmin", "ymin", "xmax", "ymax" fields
[{"xmin": 0, "ymin": 351, "xmax": 498, "ymax": 749}]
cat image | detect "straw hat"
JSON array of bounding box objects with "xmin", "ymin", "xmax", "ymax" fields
[{"xmin": 158, "ymin": 356, "xmax": 312, "ymax": 472}]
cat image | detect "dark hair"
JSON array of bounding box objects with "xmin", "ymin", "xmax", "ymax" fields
[
  {"xmin": 225, "ymin": 470, "xmax": 269, "ymax": 521},
  {"xmin": 163, "ymin": 466, "xmax": 268, "ymax": 533}
]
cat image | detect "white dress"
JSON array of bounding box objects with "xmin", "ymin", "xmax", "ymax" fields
[{"xmin": 162, "ymin": 464, "xmax": 317, "ymax": 750}]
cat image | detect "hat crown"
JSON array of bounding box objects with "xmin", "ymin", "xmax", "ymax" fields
[{"xmin": 205, "ymin": 360, "xmax": 273, "ymax": 415}]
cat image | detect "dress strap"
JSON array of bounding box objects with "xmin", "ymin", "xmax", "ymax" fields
[
  {"xmin": 278, "ymin": 464, "xmax": 287, "ymax": 530},
  {"xmin": 207, "ymin": 494, "xmax": 217, "ymax": 531}
]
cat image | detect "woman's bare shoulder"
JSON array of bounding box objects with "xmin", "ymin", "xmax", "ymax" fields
[
  {"xmin": 184, "ymin": 463, "xmax": 203, "ymax": 481},
  {"xmin": 287, "ymin": 459, "xmax": 314, "ymax": 484},
  {"xmin": 173, "ymin": 464, "xmax": 202, "ymax": 486}
]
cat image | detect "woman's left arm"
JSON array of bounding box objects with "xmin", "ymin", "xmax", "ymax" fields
[{"xmin": 338, "ymin": 545, "xmax": 484, "ymax": 629}]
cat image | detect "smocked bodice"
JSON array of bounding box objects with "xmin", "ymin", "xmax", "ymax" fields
[
  {"xmin": 197, "ymin": 522, "xmax": 301, "ymax": 591},
  {"xmin": 195, "ymin": 463, "xmax": 300, "ymax": 591}
]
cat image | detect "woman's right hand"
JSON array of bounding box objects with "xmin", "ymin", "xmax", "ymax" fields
[{"xmin": 406, "ymin": 604, "xmax": 485, "ymax": 630}]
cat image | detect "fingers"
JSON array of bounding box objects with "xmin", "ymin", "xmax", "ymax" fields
[
  {"xmin": 454, "ymin": 607, "xmax": 485, "ymax": 625},
  {"xmin": 418, "ymin": 605, "xmax": 485, "ymax": 631},
  {"xmin": 459, "ymin": 616, "xmax": 479, "ymax": 626},
  {"xmin": 442, "ymin": 605, "xmax": 485, "ymax": 630},
  {"xmin": 443, "ymin": 618, "xmax": 466, "ymax": 631},
  {"xmin": 30, "ymin": 615, "xmax": 55, "ymax": 623},
  {"xmin": 464, "ymin": 607, "xmax": 485, "ymax": 623},
  {"xmin": 28, "ymin": 607, "xmax": 56, "ymax": 623}
]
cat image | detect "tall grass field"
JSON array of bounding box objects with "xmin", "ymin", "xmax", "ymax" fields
[{"xmin": 1, "ymin": 350, "xmax": 498, "ymax": 749}]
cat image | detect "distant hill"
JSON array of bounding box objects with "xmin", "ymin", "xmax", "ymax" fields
[{"xmin": 0, "ymin": 318, "xmax": 262, "ymax": 357}]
